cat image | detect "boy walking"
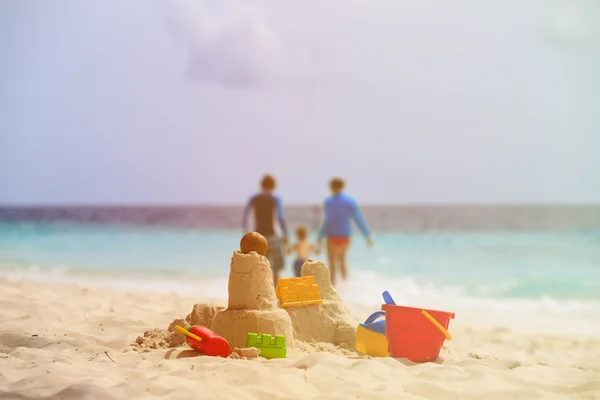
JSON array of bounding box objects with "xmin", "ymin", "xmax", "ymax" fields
[
  {"xmin": 317, "ymin": 177, "xmax": 373, "ymax": 285},
  {"xmin": 242, "ymin": 174, "xmax": 288, "ymax": 284},
  {"xmin": 287, "ymin": 225, "xmax": 316, "ymax": 277}
]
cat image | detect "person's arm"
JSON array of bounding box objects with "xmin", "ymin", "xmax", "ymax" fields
[
  {"xmin": 242, "ymin": 196, "xmax": 254, "ymax": 233},
  {"xmin": 317, "ymin": 200, "xmax": 328, "ymax": 251},
  {"xmin": 287, "ymin": 242, "xmax": 296, "ymax": 255},
  {"xmin": 274, "ymin": 196, "xmax": 288, "ymax": 240},
  {"xmin": 351, "ymin": 199, "xmax": 371, "ymax": 239}
]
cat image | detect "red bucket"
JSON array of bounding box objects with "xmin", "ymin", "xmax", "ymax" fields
[{"xmin": 382, "ymin": 304, "xmax": 455, "ymax": 362}]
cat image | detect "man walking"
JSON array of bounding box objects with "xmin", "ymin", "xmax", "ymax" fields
[
  {"xmin": 242, "ymin": 174, "xmax": 288, "ymax": 284},
  {"xmin": 317, "ymin": 177, "xmax": 372, "ymax": 285}
]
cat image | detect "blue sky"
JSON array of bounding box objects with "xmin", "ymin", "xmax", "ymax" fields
[{"xmin": 1, "ymin": 0, "xmax": 599, "ymax": 205}]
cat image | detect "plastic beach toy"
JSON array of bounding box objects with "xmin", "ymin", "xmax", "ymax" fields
[
  {"xmin": 355, "ymin": 290, "xmax": 396, "ymax": 357},
  {"xmin": 382, "ymin": 290, "xmax": 396, "ymax": 306},
  {"xmin": 175, "ymin": 325, "xmax": 231, "ymax": 358},
  {"xmin": 275, "ymin": 277, "xmax": 323, "ymax": 308},
  {"xmin": 382, "ymin": 304, "xmax": 455, "ymax": 362},
  {"xmin": 245, "ymin": 333, "xmax": 286, "ymax": 359},
  {"xmin": 356, "ymin": 311, "xmax": 389, "ymax": 357}
]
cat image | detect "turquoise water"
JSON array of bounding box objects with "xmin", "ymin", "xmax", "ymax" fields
[
  {"xmin": 1, "ymin": 222, "xmax": 599, "ymax": 335},
  {"xmin": 1, "ymin": 222, "xmax": 599, "ymax": 298}
]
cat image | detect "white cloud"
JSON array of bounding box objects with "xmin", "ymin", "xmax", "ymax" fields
[
  {"xmin": 534, "ymin": 0, "xmax": 600, "ymax": 51},
  {"xmin": 160, "ymin": 0, "xmax": 287, "ymax": 89}
]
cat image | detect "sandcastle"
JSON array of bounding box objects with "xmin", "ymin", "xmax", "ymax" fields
[
  {"xmin": 210, "ymin": 234, "xmax": 358, "ymax": 349},
  {"xmin": 210, "ymin": 237, "xmax": 294, "ymax": 348},
  {"xmin": 132, "ymin": 232, "xmax": 359, "ymax": 355},
  {"xmin": 283, "ymin": 259, "xmax": 357, "ymax": 348}
]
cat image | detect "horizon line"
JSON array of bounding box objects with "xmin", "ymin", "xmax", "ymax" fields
[{"xmin": 1, "ymin": 202, "xmax": 599, "ymax": 208}]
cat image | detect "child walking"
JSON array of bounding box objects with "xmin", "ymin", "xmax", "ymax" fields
[{"xmin": 288, "ymin": 225, "xmax": 317, "ymax": 277}]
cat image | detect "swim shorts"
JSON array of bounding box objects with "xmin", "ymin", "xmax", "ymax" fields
[
  {"xmin": 293, "ymin": 258, "xmax": 306, "ymax": 277},
  {"xmin": 327, "ymin": 237, "xmax": 351, "ymax": 247},
  {"xmin": 265, "ymin": 235, "xmax": 285, "ymax": 272}
]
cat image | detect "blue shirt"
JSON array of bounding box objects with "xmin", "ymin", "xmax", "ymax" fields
[
  {"xmin": 318, "ymin": 193, "xmax": 370, "ymax": 238},
  {"xmin": 242, "ymin": 192, "xmax": 288, "ymax": 237}
]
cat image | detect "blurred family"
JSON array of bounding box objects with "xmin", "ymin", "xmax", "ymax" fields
[{"xmin": 242, "ymin": 174, "xmax": 373, "ymax": 286}]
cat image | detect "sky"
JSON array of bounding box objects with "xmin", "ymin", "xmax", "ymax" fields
[{"xmin": 1, "ymin": 0, "xmax": 599, "ymax": 205}]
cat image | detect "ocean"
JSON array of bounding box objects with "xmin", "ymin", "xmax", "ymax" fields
[{"xmin": 1, "ymin": 205, "xmax": 600, "ymax": 336}]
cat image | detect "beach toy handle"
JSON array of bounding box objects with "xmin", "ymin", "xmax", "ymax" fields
[
  {"xmin": 175, "ymin": 325, "xmax": 203, "ymax": 342},
  {"xmin": 364, "ymin": 311, "xmax": 386, "ymax": 324},
  {"xmin": 382, "ymin": 291, "xmax": 396, "ymax": 305},
  {"xmin": 421, "ymin": 310, "xmax": 452, "ymax": 340}
]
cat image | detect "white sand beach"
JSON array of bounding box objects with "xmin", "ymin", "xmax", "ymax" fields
[{"xmin": 1, "ymin": 276, "xmax": 599, "ymax": 400}]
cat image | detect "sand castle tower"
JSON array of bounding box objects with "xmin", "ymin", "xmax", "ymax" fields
[
  {"xmin": 283, "ymin": 259, "xmax": 358, "ymax": 347},
  {"xmin": 211, "ymin": 233, "xmax": 294, "ymax": 348}
]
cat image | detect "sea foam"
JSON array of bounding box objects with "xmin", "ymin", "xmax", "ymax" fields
[{"xmin": 2, "ymin": 264, "xmax": 599, "ymax": 338}]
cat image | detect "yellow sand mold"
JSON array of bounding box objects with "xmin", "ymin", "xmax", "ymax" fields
[{"xmin": 275, "ymin": 277, "xmax": 323, "ymax": 308}]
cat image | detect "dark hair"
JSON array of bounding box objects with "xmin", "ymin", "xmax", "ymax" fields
[
  {"xmin": 329, "ymin": 177, "xmax": 345, "ymax": 193},
  {"xmin": 295, "ymin": 225, "xmax": 308, "ymax": 240},
  {"xmin": 261, "ymin": 174, "xmax": 276, "ymax": 190}
]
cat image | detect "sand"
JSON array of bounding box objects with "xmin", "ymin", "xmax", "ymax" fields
[{"xmin": 1, "ymin": 278, "xmax": 600, "ymax": 400}]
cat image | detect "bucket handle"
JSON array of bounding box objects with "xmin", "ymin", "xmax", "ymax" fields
[
  {"xmin": 421, "ymin": 310, "xmax": 452, "ymax": 340},
  {"xmin": 363, "ymin": 311, "xmax": 386, "ymax": 324}
]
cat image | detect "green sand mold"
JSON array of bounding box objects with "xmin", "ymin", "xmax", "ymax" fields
[{"xmin": 245, "ymin": 333, "xmax": 286, "ymax": 359}]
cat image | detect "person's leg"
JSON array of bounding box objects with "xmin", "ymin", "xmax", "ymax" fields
[
  {"xmin": 339, "ymin": 239, "xmax": 351, "ymax": 281},
  {"xmin": 267, "ymin": 236, "xmax": 284, "ymax": 286},
  {"xmin": 326, "ymin": 238, "xmax": 337, "ymax": 285},
  {"xmin": 273, "ymin": 252, "xmax": 284, "ymax": 286},
  {"xmin": 293, "ymin": 259, "xmax": 304, "ymax": 277}
]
